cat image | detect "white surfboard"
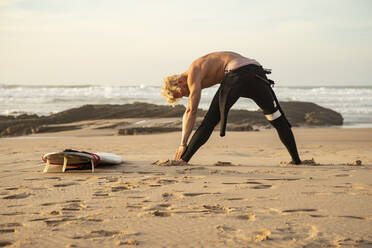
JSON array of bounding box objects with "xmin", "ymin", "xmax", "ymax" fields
[{"xmin": 42, "ymin": 149, "xmax": 123, "ymax": 173}]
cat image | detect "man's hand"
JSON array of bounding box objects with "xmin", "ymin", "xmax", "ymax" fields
[{"xmin": 174, "ymin": 145, "xmax": 186, "ymax": 161}]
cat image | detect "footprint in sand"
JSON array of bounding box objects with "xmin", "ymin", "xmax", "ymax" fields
[
  {"xmin": 4, "ymin": 187, "xmax": 19, "ymax": 191},
  {"xmin": 111, "ymin": 185, "xmax": 133, "ymax": 192},
  {"xmin": 183, "ymin": 192, "xmax": 210, "ymax": 197},
  {"xmin": 216, "ymin": 224, "xmax": 237, "ymax": 233},
  {"xmin": 251, "ymin": 229, "xmax": 271, "ymax": 242},
  {"xmin": 157, "ymin": 203, "xmax": 172, "ymax": 208},
  {"xmin": 74, "ymin": 179, "xmax": 88, "ymax": 182},
  {"xmin": 335, "ymin": 174, "xmax": 350, "ymax": 177},
  {"xmin": 126, "ymin": 203, "xmax": 144, "ymax": 209},
  {"xmin": 214, "ymin": 161, "xmax": 240, "ymax": 166},
  {"xmin": 137, "ymin": 171, "xmax": 165, "ymax": 176},
  {"xmin": 338, "ymin": 238, "xmax": 372, "ymax": 247},
  {"xmin": 30, "ymin": 217, "xmax": 50, "ymax": 222},
  {"xmin": 226, "ymin": 197, "xmax": 244, "ymax": 201},
  {"xmin": 77, "ymin": 217, "xmax": 103, "ymax": 223},
  {"xmin": 203, "ymin": 204, "xmax": 230, "ymax": 213},
  {"xmin": 66, "ymin": 199, "xmax": 81, "ymax": 203},
  {"xmin": 271, "ymin": 223, "xmax": 320, "ymax": 244},
  {"xmin": 46, "ymin": 177, "xmax": 62, "ymax": 180},
  {"xmin": 150, "ymin": 210, "xmax": 172, "ymax": 217},
  {"xmin": 309, "ymin": 214, "xmax": 328, "ymax": 218},
  {"xmin": 338, "ymin": 215, "xmax": 371, "ymax": 220},
  {"xmin": 246, "ymin": 181, "xmax": 263, "ymax": 185},
  {"xmin": 53, "ymin": 182, "xmax": 78, "ymax": 188},
  {"xmin": 99, "ymin": 176, "xmax": 119, "ymax": 183},
  {"xmin": 162, "ymin": 192, "xmax": 174, "ymax": 201},
  {"xmin": 73, "ymin": 230, "xmax": 122, "ymax": 239},
  {"xmin": 147, "ymin": 203, "xmax": 172, "ymax": 212},
  {"xmin": 44, "ymin": 217, "xmax": 75, "ymax": 227},
  {"xmin": 147, "ymin": 203, "xmax": 172, "ymax": 217},
  {"xmin": 6, "ymin": 204, "xmax": 26, "ymax": 208},
  {"xmin": 149, "ymin": 184, "xmax": 162, "ymax": 188},
  {"xmin": 0, "ymin": 241, "xmax": 12, "ymax": 247},
  {"xmin": 265, "ymin": 178, "xmax": 301, "ymax": 181},
  {"xmin": 157, "ymin": 179, "xmax": 179, "ymax": 184},
  {"xmin": 0, "ymin": 223, "xmax": 22, "ymax": 228},
  {"xmin": 236, "ymin": 213, "xmax": 256, "ymax": 220},
  {"xmin": 117, "ymin": 239, "xmax": 140, "ymax": 246},
  {"xmin": 216, "ymin": 224, "xmax": 270, "ymax": 242},
  {"xmin": 282, "ymin": 208, "xmax": 317, "ymax": 213},
  {"xmin": 334, "ymin": 185, "xmax": 350, "ymax": 188},
  {"xmin": 251, "ymin": 185, "xmax": 272, "ymax": 189},
  {"xmin": 93, "ymin": 192, "xmax": 109, "ymax": 197},
  {"xmin": 41, "ymin": 202, "xmax": 59, "ymax": 206},
  {"xmin": 0, "ymin": 229, "xmax": 15, "ymax": 233},
  {"xmin": 61, "ymin": 202, "xmax": 87, "ymax": 211},
  {"xmin": 1, "ymin": 212, "xmax": 24, "ymax": 216},
  {"xmin": 3, "ymin": 193, "xmax": 30, "ymax": 199},
  {"xmin": 24, "ymin": 178, "xmax": 44, "ymax": 181},
  {"xmin": 50, "ymin": 210, "xmax": 62, "ymax": 215}
]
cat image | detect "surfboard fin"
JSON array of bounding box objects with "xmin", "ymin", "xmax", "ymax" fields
[
  {"xmin": 43, "ymin": 159, "xmax": 50, "ymax": 173},
  {"xmin": 62, "ymin": 156, "xmax": 67, "ymax": 173}
]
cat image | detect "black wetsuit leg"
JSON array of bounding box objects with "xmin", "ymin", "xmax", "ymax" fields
[
  {"xmin": 242, "ymin": 72, "xmax": 301, "ymax": 164},
  {"xmin": 270, "ymin": 115, "xmax": 301, "ymax": 164},
  {"xmin": 181, "ymin": 85, "xmax": 240, "ymax": 162}
]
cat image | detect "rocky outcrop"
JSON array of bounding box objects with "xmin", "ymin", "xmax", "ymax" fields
[
  {"xmin": 226, "ymin": 101, "xmax": 343, "ymax": 127},
  {"xmin": 281, "ymin": 101, "xmax": 343, "ymax": 126},
  {"xmin": 0, "ymin": 101, "xmax": 343, "ymax": 137}
]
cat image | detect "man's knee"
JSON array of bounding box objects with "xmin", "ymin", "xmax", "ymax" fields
[
  {"xmin": 200, "ymin": 115, "xmax": 220, "ymax": 130},
  {"xmin": 265, "ymin": 109, "xmax": 282, "ymax": 122}
]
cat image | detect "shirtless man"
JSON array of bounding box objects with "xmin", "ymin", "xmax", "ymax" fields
[{"xmin": 161, "ymin": 51, "xmax": 301, "ymax": 164}]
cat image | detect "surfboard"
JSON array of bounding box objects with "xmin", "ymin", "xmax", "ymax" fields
[{"xmin": 41, "ymin": 149, "xmax": 123, "ymax": 173}]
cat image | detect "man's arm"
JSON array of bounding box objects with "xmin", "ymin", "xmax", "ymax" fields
[{"xmin": 174, "ymin": 67, "xmax": 202, "ymax": 161}]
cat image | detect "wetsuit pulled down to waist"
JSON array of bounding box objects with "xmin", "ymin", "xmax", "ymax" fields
[{"xmin": 219, "ymin": 64, "xmax": 276, "ymax": 136}]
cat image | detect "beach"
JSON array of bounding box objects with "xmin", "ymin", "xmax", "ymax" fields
[
  {"xmin": 1, "ymin": 125, "xmax": 371, "ymax": 247},
  {"xmin": 2, "ymin": 0, "xmax": 372, "ymax": 246}
]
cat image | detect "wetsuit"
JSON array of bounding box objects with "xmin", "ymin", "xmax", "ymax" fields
[{"xmin": 181, "ymin": 64, "xmax": 301, "ymax": 164}]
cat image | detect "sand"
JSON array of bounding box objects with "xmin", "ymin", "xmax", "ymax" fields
[{"xmin": 0, "ymin": 124, "xmax": 371, "ymax": 247}]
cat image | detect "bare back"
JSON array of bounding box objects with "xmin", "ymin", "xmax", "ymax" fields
[
  {"xmin": 174, "ymin": 52, "xmax": 253, "ymax": 156},
  {"xmin": 185, "ymin": 51, "xmax": 245, "ymax": 89}
]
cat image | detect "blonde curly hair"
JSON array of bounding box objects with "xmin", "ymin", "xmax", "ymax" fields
[{"xmin": 161, "ymin": 74, "xmax": 182, "ymax": 105}]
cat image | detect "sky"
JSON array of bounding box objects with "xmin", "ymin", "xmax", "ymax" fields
[{"xmin": 0, "ymin": 0, "xmax": 371, "ymax": 86}]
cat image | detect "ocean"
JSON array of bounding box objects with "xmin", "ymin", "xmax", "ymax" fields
[{"xmin": 1, "ymin": 84, "xmax": 371, "ymax": 128}]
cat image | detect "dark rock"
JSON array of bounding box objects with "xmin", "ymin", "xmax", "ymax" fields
[
  {"xmin": 226, "ymin": 124, "xmax": 258, "ymax": 132},
  {"xmin": 47, "ymin": 102, "xmax": 186, "ymax": 123},
  {"xmin": 0, "ymin": 116, "xmax": 15, "ymax": 121},
  {"xmin": 0, "ymin": 101, "xmax": 343, "ymax": 137},
  {"xmin": 16, "ymin": 114, "xmax": 39, "ymax": 120},
  {"xmin": 116, "ymin": 127, "xmax": 181, "ymax": 135},
  {"xmin": 280, "ymin": 101, "xmax": 343, "ymax": 126},
  {"xmin": 33, "ymin": 125, "xmax": 82, "ymax": 133},
  {"xmin": 1, "ymin": 123, "xmax": 39, "ymax": 137},
  {"xmin": 226, "ymin": 101, "xmax": 343, "ymax": 127}
]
